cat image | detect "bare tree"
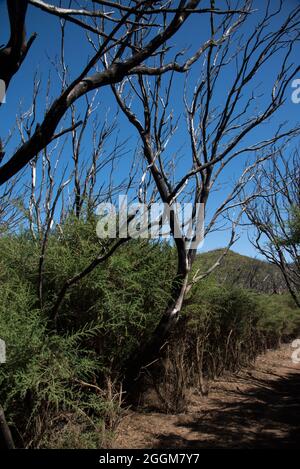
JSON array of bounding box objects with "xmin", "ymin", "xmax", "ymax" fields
[
  {"xmin": 0, "ymin": 0, "xmax": 250, "ymax": 184},
  {"xmin": 0, "ymin": 0, "xmax": 252, "ymax": 319},
  {"xmin": 1, "ymin": 0, "xmax": 300, "ymax": 398},
  {"xmin": 0, "ymin": 0, "xmax": 36, "ymax": 94},
  {"xmin": 109, "ymin": 1, "xmax": 300, "ymax": 392},
  {"xmin": 16, "ymin": 76, "xmax": 131, "ymax": 313},
  {"xmin": 245, "ymin": 150, "xmax": 300, "ymax": 307}
]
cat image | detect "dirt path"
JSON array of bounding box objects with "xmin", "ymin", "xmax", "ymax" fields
[{"xmin": 116, "ymin": 343, "xmax": 300, "ymax": 449}]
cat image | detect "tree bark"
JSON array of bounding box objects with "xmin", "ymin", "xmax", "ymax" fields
[
  {"xmin": 0, "ymin": 1, "xmax": 36, "ymax": 91},
  {"xmin": 123, "ymin": 247, "xmax": 190, "ymax": 401}
]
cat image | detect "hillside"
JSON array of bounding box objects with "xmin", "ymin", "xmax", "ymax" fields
[{"xmin": 194, "ymin": 249, "xmax": 286, "ymax": 294}]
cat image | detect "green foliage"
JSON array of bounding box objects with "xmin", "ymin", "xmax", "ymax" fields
[
  {"xmin": 192, "ymin": 249, "xmax": 286, "ymax": 293},
  {"xmin": 183, "ymin": 280, "xmax": 261, "ymax": 377},
  {"xmin": 255, "ymin": 293, "xmax": 300, "ymax": 342},
  {"xmin": 0, "ymin": 221, "xmax": 175, "ymax": 447},
  {"xmin": 0, "ymin": 220, "xmax": 299, "ymax": 445},
  {"xmin": 145, "ymin": 276, "xmax": 300, "ymax": 412},
  {"xmin": 279, "ymin": 205, "xmax": 300, "ymax": 247},
  {"xmin": 0, "ymin": 282, "xmax": 113, "ymax": 447},
  {"xmin": 41, "ymin": 219, "xmax": 175, "ymax": 367}
]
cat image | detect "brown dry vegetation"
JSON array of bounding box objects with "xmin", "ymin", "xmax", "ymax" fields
[{"xmin": 116, "ymin": 344, "xmax": 300, "ymax": 449}]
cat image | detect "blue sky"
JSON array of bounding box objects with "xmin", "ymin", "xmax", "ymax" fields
[{"xmin": 0, "ymin": 0, "xmax": 299, "ymax": 258}]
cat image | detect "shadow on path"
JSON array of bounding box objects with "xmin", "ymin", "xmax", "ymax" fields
[{"xmin": 155, "ymin": 370, "xmax": 300, "ymax": 448}]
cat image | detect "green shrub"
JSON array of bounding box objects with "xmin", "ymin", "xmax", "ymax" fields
[
  {"xmin": 0, "ymin": 223, "xmax": 176, "ymax": 446},
  {"xmin": 0, "ymin": 219, "xmax": 299, "ymax": 442}
]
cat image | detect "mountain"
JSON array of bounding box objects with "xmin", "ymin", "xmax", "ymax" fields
[{"xmin": 194, "ymin": 249, "xmax": 287, "ymax": 294}]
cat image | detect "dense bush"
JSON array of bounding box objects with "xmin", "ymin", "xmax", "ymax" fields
[
  {"xmin": 150, "ymin": 281, "xmax": 300, "ymax": 411},
  {"xmin": 0, "ymin": 275, "xmax": 121, "ymax": 447},
  {"xmin": 0, "ymin": 222, "xmax": 175, "ymax": 446},
  {"xmin": 0, "ymin": 220, "xmax": 299, "ymax": 445},
  {"xmin": 187, "ymin": 281, "xmax": 299, "ymax": 373}
]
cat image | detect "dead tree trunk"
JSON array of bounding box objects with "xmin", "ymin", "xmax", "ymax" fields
[{"xmin": 123, "ymin": 245, "xmax": 190, "ymax": 400}]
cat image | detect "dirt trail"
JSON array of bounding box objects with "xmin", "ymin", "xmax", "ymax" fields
[{"xmin": 116, "ymin": 343, "xmax": 300, "ymax": 449}]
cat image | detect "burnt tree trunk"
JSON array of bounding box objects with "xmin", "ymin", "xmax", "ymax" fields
[{"xmin": 123, "ymin": 242, "xmax": 191, "ymax": 400}]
